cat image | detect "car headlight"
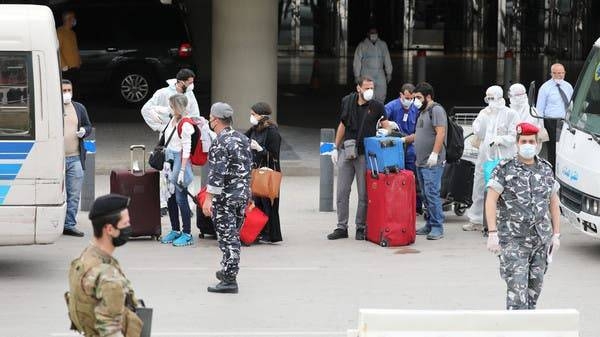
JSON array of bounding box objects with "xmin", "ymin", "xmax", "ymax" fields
[{"xmin": 594, "ymin": 200, "xmax": 599, "ymax": 215}]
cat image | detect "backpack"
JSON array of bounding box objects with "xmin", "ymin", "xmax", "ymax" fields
[
  {"xmin": 177, "ymin": 117, "xmax": 208, "ymax": 166},
  {"xmin": 429, "ymin": 103, "xmax": 464, "ymax": 163}
]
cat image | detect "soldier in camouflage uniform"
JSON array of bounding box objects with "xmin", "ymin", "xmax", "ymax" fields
[
  {"xmin": 66, "ymin": 194, "xmax": 144, "ymax": 337},
  {"xmin": 202, "ymin": 102, "xmax": 252, "ymax": 294},
  {"xmin": 485, "ymin": 122, "xmax": 561, "ymax": 310}
]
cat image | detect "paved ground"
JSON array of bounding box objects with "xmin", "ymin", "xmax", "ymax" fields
[{"xmin": 1, "ymin": 175, "xmax": 599, "ymax": 337}]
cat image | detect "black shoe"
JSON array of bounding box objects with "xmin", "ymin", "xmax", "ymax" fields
[
  {"xmin": 63, "ymin": 227, "xmax": 84, "ymax": 237},
  {"xmin": 207, "ymin": 280, "xmax": 238, "ymax": 294},
  {"xmin": 355, "ymin": 229, "xmax": 365, "ymax": 241},
  {"xmin": 160, "ymin": 207, "xmax": 168, "ymax": 217},
  {"xmin": 327, "ymin": 228, "xmax": 348, "ymax": 240}
]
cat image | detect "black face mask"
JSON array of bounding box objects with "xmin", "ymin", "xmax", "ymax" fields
[
  {"xmin": 111, "ymin": 226, "xmax": 132, "ymax": 247},
  {"xmin": 208, "ymin": 119, "xmax": 216, "ymax": 132}
]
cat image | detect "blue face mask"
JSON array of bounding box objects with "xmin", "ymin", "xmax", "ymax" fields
[{"xmin": 518, "ymin": 143, "xmax": 537, "ymax": 159}]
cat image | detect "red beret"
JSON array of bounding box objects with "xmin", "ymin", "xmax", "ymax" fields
[{"xmin": 516, "ymin": 122, "xmax": 539, "ymax": 136}]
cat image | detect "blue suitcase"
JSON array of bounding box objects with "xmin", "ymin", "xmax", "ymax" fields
[{"xmin": 364, "ymin": 136, "xmax": 405, "ymax": 173}]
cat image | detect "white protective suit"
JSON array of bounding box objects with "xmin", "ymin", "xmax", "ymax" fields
[
  {"xmin": 466, "ymin": 86, "xmax": 520, "ymax": 225},
  {"xmin": 509, "ymin": 83, "xmax": 546, "ymax": 153},
  {"xmin": 353, "ymin": 38, "xmax": 392, "ymax": 102},
  {"xmin": 140, "ymin": 79, "xmax": 215, "ymax": 208}
]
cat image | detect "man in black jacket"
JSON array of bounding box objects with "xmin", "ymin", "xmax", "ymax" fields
[{"xmin": 62, "ymin": 79, "xmax": 92, "ymax": 237}]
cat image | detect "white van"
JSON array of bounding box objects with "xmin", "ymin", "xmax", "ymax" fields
[
  {"xmin": 0, "ymin": 5, "xmax": 66, "ymax": 245},
  {"xmin": 555, "ymin": 37, "xmax": 600, "ymax": 238}
]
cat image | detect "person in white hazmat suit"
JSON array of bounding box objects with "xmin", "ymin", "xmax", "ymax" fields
[
  {"xmin": 353, "ymin": 28, "xmax": 392, "ymax": 102},
  {"xmin": 141, "ymin": 68, "xmax": 214, "ymax": 215},
  {"xmin": 508, "ymin": 83, "xmax": 547, "ymax": 154},
  {"xmin": 463, "ymin": 85, "xmax": 520, "ymax": 231}
]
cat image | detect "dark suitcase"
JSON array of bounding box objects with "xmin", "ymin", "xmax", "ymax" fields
[
  {"xmin": 441, "ymin": 159, "xmax": 475, "ymax": 206},
  {"xmin": 366, "ymin": 169, "xmax": 416, "ymax": 247},
  {"xmin": 364, "ymin": 136, "xmax": 405, "ymax": 172},
  {"xmin": 186, "ymin": 188, "xmax": 216, "ymax": 238},
  {"xmin": 110, "ymin": 145, "xmax": 161, "ymax": 239}
]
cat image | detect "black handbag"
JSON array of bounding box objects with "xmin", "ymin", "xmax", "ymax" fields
[{"xmin": 148, "ymin": 120, "xmax": 176, "ymax": 170}]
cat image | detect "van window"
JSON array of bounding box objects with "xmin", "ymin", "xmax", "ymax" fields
[{"xmin": 0, "ymin": 53, "xmax": 34, "ymax": 140}]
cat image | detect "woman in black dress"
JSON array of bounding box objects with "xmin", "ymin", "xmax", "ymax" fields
[{"xmin": 245, "ymin": 102, "xmax": 282, "ymax": 243}]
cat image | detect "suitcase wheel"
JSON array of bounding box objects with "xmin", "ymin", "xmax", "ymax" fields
[
  {"xmin": 151, "ymin": 235, "xmax": 160, "ymax": 241},
  {"xmin": 454, "ymin": 206, "xmax": 467, "ymax": 216},
  {"xmin": 380, "ymin": 240, "xmax": 388, "ymax": 247},
  {"xmin": 198, "ymin": 233, "xmax": 205, "ymax": 239}
]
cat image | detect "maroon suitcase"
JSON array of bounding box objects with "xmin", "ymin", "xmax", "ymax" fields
[
  {"xmin": 366, "ymin": 169, "xmax": 416, "ymax": 247},
  {"xmin": 110, "ymin": 145, "xmax": 161, "ymax": 239}
]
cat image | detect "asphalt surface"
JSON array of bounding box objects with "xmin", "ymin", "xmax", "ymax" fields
[{"xmin": 1, "ymin": 175, "xmax": 599, "ymax": 337}]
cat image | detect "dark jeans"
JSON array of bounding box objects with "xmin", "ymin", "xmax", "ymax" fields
[{"xmin": 167, "ymin": 186, "xmax": 192, "ymax": 234}]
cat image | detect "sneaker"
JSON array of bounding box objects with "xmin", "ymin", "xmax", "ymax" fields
[
  {"xmin": 160, "ymin": 230, "xmax": 181, "ymax": 244},
  {"xmin": 462, "ymin": 223, "xmax": 484, "ymax": 231},
  {"xmin": 427, "ymin": 232, "xmax": 444, "ymax": 240},
  {"xmin": 327, "ymin": 228, "xmax": 348, "ymax": 240},
  {"xmin": 173, "ymin": 232, "xmax": 193, "ymax": 247},
  {"xmin": 355, "ymin": 228, "xmax": 365, "ymax": 241},
  {"xmin": 415, "ymin": 226, "xmax": 431, "ymax": 235}
]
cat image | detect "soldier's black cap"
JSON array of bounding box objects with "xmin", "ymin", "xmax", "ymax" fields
[{"xmin": 89, "ymin": 194, "xmax": 130, "ymax": 220}]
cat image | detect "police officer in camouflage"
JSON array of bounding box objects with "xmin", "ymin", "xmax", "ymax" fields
[
  {"xmin": 202, "ymin": 102, "xmax": 252, "ymax": 294},
  {"xmin": 485, "ymin": 122, "xmax": 561, "ymax": 310},
  {"xmin": 65, "ymin": 194, "xmax": 143, "ymax": 337}
]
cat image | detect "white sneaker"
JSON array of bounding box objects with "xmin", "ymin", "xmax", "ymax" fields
[{"xmin": 462, "ymin": 223, "xmax": 484, "ymax": 231}]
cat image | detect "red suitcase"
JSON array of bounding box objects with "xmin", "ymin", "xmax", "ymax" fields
[
  {"xmin": 366, "ymin": 169, "xmax": 416, "ymax": 247},
  {"xmin": 110, "ymin": 145, "xmax": 161, "ymax": 239},
  {"xmin": 240, "ymin": 203, "xmax": 269, "ymax": 245}
]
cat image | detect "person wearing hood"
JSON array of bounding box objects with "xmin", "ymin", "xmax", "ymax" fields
[
  {"xmin": 141, "ymin": 68, "xmax": 213, "ymax": 216},
  {"xmin": 508, "ymin": 83, "xmax": 546, "ymax": 153},
  {"xmin": 327, "ymin": 76, "xmax": 389, "ymax": 241},
  {"xmin": 463, "ymin": 85, "xmax": 520, "ymax": 232},
  {"xmin": 353, "ymin": 28, "xmax": 393, "ymax": 102}
]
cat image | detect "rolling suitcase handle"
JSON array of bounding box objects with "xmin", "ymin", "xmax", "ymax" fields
[
  {"xmin": 367, "ymin": 153, "xmax": 380, "ymax": 179},
  {"xmin": 130, "ymin": 145, "xmax": 146, "ymax": 175}
]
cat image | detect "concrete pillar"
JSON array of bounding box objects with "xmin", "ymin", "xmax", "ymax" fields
[{"xmin": 212, "ymin": 0, "xmax": 278, "ymax": 130}]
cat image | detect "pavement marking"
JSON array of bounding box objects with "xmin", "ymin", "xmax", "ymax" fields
[{"xmin": 51, "ymin": 331, "xmax": 346, "ymax": 336}]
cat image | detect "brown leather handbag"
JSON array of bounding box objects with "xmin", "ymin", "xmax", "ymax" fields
[{"xmin": 251, "ymin": 167, "xmax": 282, "ymax": 204}]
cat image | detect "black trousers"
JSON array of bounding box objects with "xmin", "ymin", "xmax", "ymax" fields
[{"xmin": 544, "ymin": 119, "xmax": 558, "ymax": 172}]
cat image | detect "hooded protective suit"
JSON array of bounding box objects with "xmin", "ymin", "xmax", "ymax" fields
[
  {"xmin": 353, "ymin": 37, "xmax": 392, "ymax": 102},
  {"xmin": 467, "ymin": 85, "xmax": 520, "ymax": 225},
  {"xmin": 509, "ymin": 83, "xmax": 546, "ymax": 153}
]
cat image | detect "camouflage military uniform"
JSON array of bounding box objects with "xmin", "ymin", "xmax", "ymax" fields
[
  {"xmin": 487, "ymin": 155, "xmax": 559, "ymax": 310},
  {"xmin": 66, "ymin": 245, "xmax": 142, "ymax": 337},
  {"xmin": 207, "ymin": 126, "xmax": 252, "ymax": 281}
]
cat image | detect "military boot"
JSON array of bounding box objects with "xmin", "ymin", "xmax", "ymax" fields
[{"xmin": 207, "ymin": 278, "xmax": 238, "ymax": 294}]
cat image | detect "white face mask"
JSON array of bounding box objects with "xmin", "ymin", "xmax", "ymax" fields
[
  {"xmin": 369, "ymin": 34, "xmax": 378, "ymax": 42},
  {"xmin": 510, "ymin": 95, "xmax": 528, "ymax": 108},
  {"xmin": 362, "ymin": 88, "xmax": 374, "ymax": 102},
  {"xmin": 63, "ymin": 92, "xmax": 72, "ymax": 104},
  {"xmin": 413, "ymin": 98, "xmax": 423, "ymax": 109},
  {"xmin": 250, "ymin": 115, "xmax": 259, "ymax": 126},
  {"xmin": 518, "ymin": 143, "xmax": 537, "ymax": 159},
  {"xmin": 401, "ymin": 97, "xmax": 413, "ymax": 109}
]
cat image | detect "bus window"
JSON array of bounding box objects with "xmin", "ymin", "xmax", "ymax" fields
[
  {"xmin": 570, "ymin": 47, "xmax": 600, "ymax": 134},
  {"xmin": 0, "ymin": 53, "xmax": 34, "ymax": 139}
]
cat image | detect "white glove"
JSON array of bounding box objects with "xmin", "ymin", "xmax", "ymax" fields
[
  {"xmin": 163, "ymin": 161, "xmax": 171, "ymax": 172},
  {"xmin": 177, "ymin": 170, "xmax": 185, "ymax": 186},
  {"xmin": 62, "ymin": 66, "xmax": 69, "ymax": 72},
  {"xmin": 76, "ymin": 127, "xmax": 86, "ymax": 138},
  {"xmin": 376, "ymin": 128, "xmax": 390, "ymax": 137},
  {"xmin": 487, "ymin": 232, "xmax": 501, "ymax": 254},
  {"xmin": 426, "ymin": 152, "xmax": 438, "ymax": 167},
  {"xmin": 551, "ymin": 233, "xmax": 560, "ymax": 253},
  {"xmin": 493, "ymin": 136, "xmax": 505, "ymax": 146},
  {"xmin": 386, "ymin": 74, "xmax": 392, "ymax": 83},
  {"xmin": 387, "ymin": 121, "xmax": 399, "ymax": 130},
  {"xmin": 250, "ymin": 139, "xmax": 263, "ymax": 152},
  {"xmin": 331, "ymin": 149, "xmax": 338, "ymax": 165}
]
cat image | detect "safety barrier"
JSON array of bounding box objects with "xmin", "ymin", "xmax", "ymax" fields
[{"xmin": 346, "ymin": 308, "xmax": 580, "ymax": 337}]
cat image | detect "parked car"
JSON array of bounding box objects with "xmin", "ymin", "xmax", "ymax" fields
[{"xmin": 51, "ymin": 0, "xmax": 194, "ymax": 106}]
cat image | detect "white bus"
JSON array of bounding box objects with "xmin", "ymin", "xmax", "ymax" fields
[
  {"xmin": 0, "ymin": 5, "xmax": 66, "ymax": 245},
  {"xmin": 554, "ymin": 37, "xmax": 600, "ymax": 238}
]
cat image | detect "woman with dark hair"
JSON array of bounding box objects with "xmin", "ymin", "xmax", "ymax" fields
[{"xmin": 245, "ymin": 102, "xmax": 283, "ymax": 243}]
